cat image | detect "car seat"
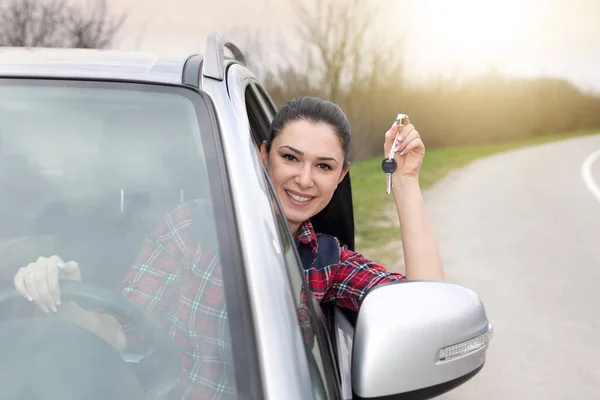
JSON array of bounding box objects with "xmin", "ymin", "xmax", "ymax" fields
[{"xmin": 51, "ymin": 108, "xmax": 205, "ymax": 290}]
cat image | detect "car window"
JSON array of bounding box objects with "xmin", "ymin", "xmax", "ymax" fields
[
  {"xmin": 259, "ymin": 169, "xmax": 334, "ymax": 400},
  {"xmin": 244, "ymin": 84, "xmax": 271, "ymax": 146},
  {"xmin": 243, "ymin": 82, "xmax": 343, "ymax": 399},
  {"xmin": 0, "ymin": 80, "xmax": 256, "ymax": 399},
  {"xmin": 253, "ymin": 83, "xmax": 277, "ymax": 118}
]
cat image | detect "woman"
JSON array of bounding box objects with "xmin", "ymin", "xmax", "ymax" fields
[
  {"xmin": 260, "ymin": 97, "xmax": 444, "ymax": 287},
  {"xmin": 12, "ymin": 96, "xmax": 444, "ymax": 398}
]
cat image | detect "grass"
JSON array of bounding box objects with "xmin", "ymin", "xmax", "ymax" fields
[{"xmin": 351, "ymin": 128, "xmax": 599, "ymax": 263}]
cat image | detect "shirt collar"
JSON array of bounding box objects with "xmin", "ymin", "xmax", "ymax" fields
[{"xmin": 296, "ymin": 219, "xmax": 318, "ymax": 246}]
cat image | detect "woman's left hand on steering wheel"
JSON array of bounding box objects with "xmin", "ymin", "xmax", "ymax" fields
[{"xmin": 13, "ymin": 255, "xmax": 81, "ymax": 313}]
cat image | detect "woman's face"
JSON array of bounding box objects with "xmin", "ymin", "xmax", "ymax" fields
[{"xmin": 261, "ymin": 119, "xmax": 349, "ymax": 233}]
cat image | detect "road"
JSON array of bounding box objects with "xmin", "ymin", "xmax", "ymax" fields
[{"xmin": 427, "ymin": 134, "xmax": 600, "ymax": 400}]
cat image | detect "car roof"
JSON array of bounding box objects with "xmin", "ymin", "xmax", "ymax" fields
[{"xmin": 0, "ymin": 47, "xmax": 192, "ymax": 85}]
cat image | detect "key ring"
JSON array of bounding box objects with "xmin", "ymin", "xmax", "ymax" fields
[
  {"xmin": 382, "ymin": 114, "xmax": 409, "ymax": 194},
  {"xmin": 382, "ymin": 113, "xmax": 408, "ymax": 170},
  {"xmin": 389, "ymin": 114, "xmax": 409, "ymax": 159}
]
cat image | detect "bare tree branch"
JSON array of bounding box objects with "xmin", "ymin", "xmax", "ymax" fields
[
  {"xmin": 290, "ymin": 0, "xmax": 403, "ymax": 103},
  {"xmin": 65, "ymin": 0, "xmax": 127, "ymax": 49},
  {"xmin": 0, "ymin": 0, "xmax": 126, "ymax": 49}
]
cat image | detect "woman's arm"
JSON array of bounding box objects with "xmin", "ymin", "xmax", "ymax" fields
[
  {"xmin": 13, "ymin": 257, "xmax": 128, "ymax": 351},
  {"xmin": 385, "ymin": 118, "xmax": 445, "ymax": 281},
  {"xmin": 392, "ymin": 175, "xmax": 444, "ymax": 281},
  {"xmin": 55, "ymin": 204, "xmax": 189, "ymax": 352},
  {"xmin": 55, "ymin": 302, "xmax": 127, "ymax": 351}
]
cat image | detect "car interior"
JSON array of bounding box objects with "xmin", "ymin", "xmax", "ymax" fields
[
  {"xmin": 0, "ymin": 85, "xmax": 215, "ymax": 398},
  {"xmin": 0, "ymin": 92, "xmax": 212, "ymax": 289},
  {"xmin": 0, "ymin": 77, "xmax": 357, "ymax": 397}
]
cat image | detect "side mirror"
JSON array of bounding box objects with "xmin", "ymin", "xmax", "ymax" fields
[{"xmin": 351, "ymin": 281, "xmax": 493, "ymax": 400}]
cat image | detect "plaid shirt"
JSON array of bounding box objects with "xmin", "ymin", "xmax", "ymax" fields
[{"xmin": 115, "ymin": 200, "xmax": 405, "ymax": 399}]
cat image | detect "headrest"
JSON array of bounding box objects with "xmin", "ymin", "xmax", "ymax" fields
[
  {"xmin": 93, "ymin": 110, "xmax": 174, "ymax": 190},
  {"xmin": 93, "ymin": 108, "xmax": 208, "ymax": 205}
]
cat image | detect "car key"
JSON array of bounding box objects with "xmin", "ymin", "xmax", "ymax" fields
[
  {"xmin": 382, "ymin": 157, "xmax": 397, "ymax": 194},
  {"xmin": 382, "ymin": 114, "xmax": 408, "ymax": 194}
]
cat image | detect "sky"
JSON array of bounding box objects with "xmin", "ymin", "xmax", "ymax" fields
[{"xmin": 103, "ymin": 0, "xmax": 600, "ymax": 93}]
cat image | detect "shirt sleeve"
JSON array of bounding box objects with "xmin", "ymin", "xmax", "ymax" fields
[
  {"xmin": 96, "ymin": 202, "xmax": 237, "ymax": 397},
  {"xmin": 323, "ymin": 244, "xmax": 406, "ymax": 311},
  {"xmin": 110, "ymin": 209, "xmax": 187, "ymax": 349}
]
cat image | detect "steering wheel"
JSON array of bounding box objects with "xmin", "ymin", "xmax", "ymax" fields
[{"xmin": 0, "ymin": 281, "xmax": 182, "ymax": 399}]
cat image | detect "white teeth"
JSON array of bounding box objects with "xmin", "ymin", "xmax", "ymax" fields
[{"xmin": 286, "ymin": 191, "xmax": 311, "ymax": 202}]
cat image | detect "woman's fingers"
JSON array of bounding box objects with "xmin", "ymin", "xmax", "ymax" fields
[
  {"xmin": 401, "ymin": 137, "xmax": 425, "ymax": 156},
  {"xmin": 48, "ymin": 255, "xmax": 73, "ymax": 304},
  {"xmin": 24, "ymin": 264, "xmax": 48, "ymax": 313},
  {"xmin": 385, "ymin": 123, "xmax": 415, "ymax": 155},
  {"xmin": 392, "ymin": 130, "xmax": 406, "ymax": 152},
  {"xmin": 14, "ymin": 267, "xmax": 33, "ymax": 302},
  {"xmin": 58, "ymin": 260, "xmax": 81, "ymax": 281},
  {"xmin": 47, "ymin": 260, "xmax": 62, "ymax": 306},
  {"xmin": 34, "ymin": 264, "xmax": 58, "ymax": 312},
  {"xmin": 384, "ymin": 122, "xmax": 401, "ymax": 154},
  {"xmin": 397, "ymin": 127, "xmax": 420, "ymax": 155},
  {"xmin": 14, "ymin": 256, "xmax": 68, "ymax": 313}
]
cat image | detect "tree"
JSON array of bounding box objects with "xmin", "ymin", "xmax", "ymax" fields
[
  {"xmin": 0, "ymin": 0, "xmax": 126, "ymax": 49},
  {"xmin": 293, "ymin": 0, "xmax": 406, "ymax": 103}
]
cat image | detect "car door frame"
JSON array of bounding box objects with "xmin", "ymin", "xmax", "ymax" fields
[
  {"xmin": 249, "ymin": 81, "xmax": 360, "ymax": 400},
  {"xmin": 225, "ymin": 63, "xmax": 346, "ymax": 399},
  {"xmin": 202, "ymin": 61, "xmax": 320, "ymax": 399},
  {"xmin": 244, "ymin": 78, "xmax": 358, "ymax": 399}
]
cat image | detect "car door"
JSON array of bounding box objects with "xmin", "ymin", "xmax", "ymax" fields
[
  {"xmin": 245, "ymin": 81, "xmax": 357, "ymax": 399},
  {"xmin": 226, "ymin": 68, "xmax": 346, "ymax": 399},
  {"xmin": 261, "ymin": 168, "xmax": 344, "ymax": 400},
  {"xmin": 249, "ymin": 82, "xmax": 358, "ymax": 399}
]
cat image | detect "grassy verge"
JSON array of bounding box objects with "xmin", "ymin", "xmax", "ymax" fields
[{"xmin": 351, "ymin": 128, "xmax": 599, "ymax": 263}]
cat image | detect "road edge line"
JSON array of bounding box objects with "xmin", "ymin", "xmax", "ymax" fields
[{"xmin": 581, "ymin": 149, "xmax": 600, "ymax": 203}]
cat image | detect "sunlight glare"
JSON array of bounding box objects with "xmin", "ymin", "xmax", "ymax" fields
[{"xmin": 408, "ymin": 0, "xmax": 535, "ymax": 76}]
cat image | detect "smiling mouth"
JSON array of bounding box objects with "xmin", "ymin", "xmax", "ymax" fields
[{"xmin": 285, "ymin": 190, "xmax": 313, "ymax": 203}]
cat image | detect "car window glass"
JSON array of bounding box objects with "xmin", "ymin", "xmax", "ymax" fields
[
  {"xmin": 260, "ymin": 169, "xmax": 332, "ymax": 400},
  {"xmin": 244, "ymin": 85, "xmax": 270, "ymax": 146},
  {"xmin": 0, "ymin": 81, "xmax": 254, "ymax": 399},
  {"xmin": 253, "ymin": 83, "xmax": 277, "ymax": 118}
]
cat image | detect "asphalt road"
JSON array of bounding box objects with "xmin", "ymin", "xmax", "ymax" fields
[{"xmin": 427, "ymin": 134, "xmax": 600, "ymax": 400}]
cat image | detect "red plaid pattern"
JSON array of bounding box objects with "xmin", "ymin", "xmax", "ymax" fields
[
  {"xmin": 117, "ymin": 201, "xmax": 237, "ymax": 399},
  {"xmin": 113, "ymin": 201, "xmax": 405, "ymax": 399}
]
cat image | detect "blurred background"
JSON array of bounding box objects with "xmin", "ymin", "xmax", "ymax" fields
[
  {"xmin": 2, "ymin": 0, "xmax": 600, "ymax": 157},
  {"xmin": 2, "ymin": 1, "xmax": 599, "ymax": 399},
  {"xmin": 3, "ymin": 0, "xmax": 599, "ymax": 257}
]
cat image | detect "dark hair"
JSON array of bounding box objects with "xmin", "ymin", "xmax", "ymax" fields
[
  {"xmin": 267, "ymin": 96, "xmax": 356, "ymax": 250},
  {"xmin": 268, "ymin": 96, "xmax": 351, "ymax": 166}
]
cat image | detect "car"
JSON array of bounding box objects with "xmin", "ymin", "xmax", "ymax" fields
[{"xmin": 0, "ymin": 32, "xmax": 493, "ymax": 399}]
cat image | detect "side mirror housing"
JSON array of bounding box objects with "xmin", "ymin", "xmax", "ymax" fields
[{"xmin": 352, "ymin": 281, "xmax": 493, "ymax": 399}]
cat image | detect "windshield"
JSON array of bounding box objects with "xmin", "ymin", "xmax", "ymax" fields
[{"xmin": 0, "ymin": 80, "xmax": 247, "ymax": 399}]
